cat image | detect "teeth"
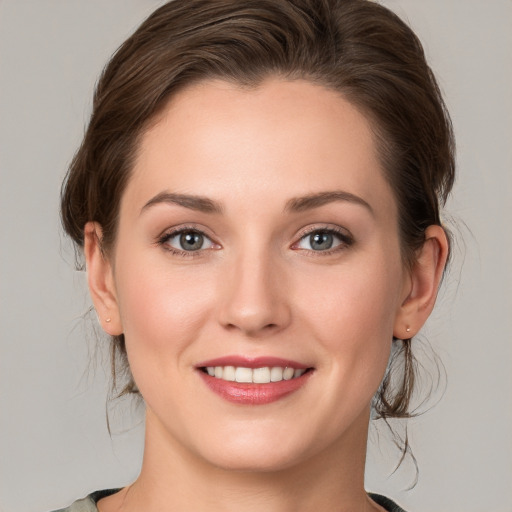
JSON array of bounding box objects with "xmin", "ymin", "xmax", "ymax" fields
[
  {"xmin": 253, "ymin": 367, "xmax": 271, "ymax": 383},
  {"xmin": 223, "ymin": 365, "xmax": 236, "ymax": 381},
  {"xmin": 270, "ymin": 367, "xmax": 283, "ymax": 382},
  {"xmin": 235, "ymin": 367, "xmax": 253, "ymax": 383},
  {"xmin": 283, "ymin": 367, "xmax": 295, "ymax": 380},
  {"xmin": 204, "ymin": 366, "xmax": 307, "ymax": 383}
]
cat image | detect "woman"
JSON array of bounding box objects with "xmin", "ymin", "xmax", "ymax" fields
[{"xmin": 55, "ymin": 0, "xmax": 454, "ymax": 510}]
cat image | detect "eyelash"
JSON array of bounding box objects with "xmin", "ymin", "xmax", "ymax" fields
[
  {"xmin": 157, "ymin": 225, "xmax": 217, "ymax": 258},
  {"xmin": 157, "ymin": 225, "xmax": 354, "ymax": 258},
  {"xmin": 292, "ymin": 226, "xmax": 354, "ymax": 256}
]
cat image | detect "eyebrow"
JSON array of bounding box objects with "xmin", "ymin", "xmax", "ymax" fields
[
  {"xmin": 140, "ymin": 190, "xmax": 373, "ymax": 217},
  {"xmin": 140, "ymin": 192, "xmax": 223, "ymax": 215},
  {"xmin": 285, "ymin": 191, "xmax": 374, "ymax": 216}
]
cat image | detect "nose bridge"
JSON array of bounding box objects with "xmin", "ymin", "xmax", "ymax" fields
[{"xmin": 218, "ymin": 237, "xmax": 290, "ymax": 336}]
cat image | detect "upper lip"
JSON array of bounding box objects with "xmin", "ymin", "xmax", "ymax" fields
[{"xmin": 196, "ymin": 355, "xmax": 311, "ymax": 369}]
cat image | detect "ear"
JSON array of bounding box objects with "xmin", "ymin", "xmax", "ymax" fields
[
  {"xmin": 84, "ymin": 222, "xmax": 123, "ymax": 336},
  {"xmin": 393, "ymin": 225, "xmax": 449, "ymax": 339}
]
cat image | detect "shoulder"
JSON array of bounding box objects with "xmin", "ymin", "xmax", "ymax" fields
[
  {"xmin": 49, "ymin": 490, "xmax": 404, "ymax": 512},
  {"xmin": 48, "ymin": 490, "xmax": 121, "ymax": 512},
  {"xmin": 48, "ymin": 495, "xmax": 96, "ymax": 512},
  {"xmin": 369, "ymin": 493, "xmax": 408, "ymax": 512}
]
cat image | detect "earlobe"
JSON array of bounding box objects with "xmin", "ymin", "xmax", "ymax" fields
[
  {"xmin": 393, "ymin": 225, "xmax": 449, "ymax": 339},
  {"xmin": 84, "ymin": 222, "xmax": 123, "ymax": 336}
]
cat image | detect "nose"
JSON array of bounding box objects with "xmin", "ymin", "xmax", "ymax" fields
[{"xmin": 217, "ymin": 248, "xmax": 292, "ymax": 337}]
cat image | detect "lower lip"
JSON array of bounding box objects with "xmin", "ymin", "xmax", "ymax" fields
[{"xmin": 198, "ymin": 370, "xmax": 312, "ymax": 405}]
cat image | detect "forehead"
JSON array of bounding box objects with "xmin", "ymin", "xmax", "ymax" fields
[{"xmin": 124, "ymin": 78, "xmax": 396, "ymax": 217}]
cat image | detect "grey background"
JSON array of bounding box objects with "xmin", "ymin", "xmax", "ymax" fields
[{"xmin": 0, "ymin": 1, "xmax": 511, "ymax": 511}]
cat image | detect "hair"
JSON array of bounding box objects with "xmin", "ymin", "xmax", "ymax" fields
[{"xmin": 61, "ymin": 0, "xmax": 455, "ymax": 461}]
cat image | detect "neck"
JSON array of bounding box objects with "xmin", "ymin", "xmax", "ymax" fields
[{"xmin": 110, "ymin": 407, "xmax": 378, "ymax": 512}]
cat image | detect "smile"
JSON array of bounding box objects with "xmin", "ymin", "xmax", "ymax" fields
[
  {"xmin": 203, "ymin": 366, "xmax": 307, "ymax": 383},
  {"xmin": 197, "ymin": 357, "xmax": 313, "ymax": 405}
]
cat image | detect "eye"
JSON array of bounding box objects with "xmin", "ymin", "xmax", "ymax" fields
[
  {"xmin": 295, "ymin": 228, "xmax": 352, "ymax": 252},
  {"xmin": 161, "ymin": 229, "xmax": 215, "ymax": 252}
]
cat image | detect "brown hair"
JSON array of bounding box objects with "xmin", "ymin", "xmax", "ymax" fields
[{"xmin": 61, "ymin": 0, "xmax": 455, "ymax": 452}]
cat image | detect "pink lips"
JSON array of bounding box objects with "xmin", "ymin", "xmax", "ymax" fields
[
  {"xmin": 197, "ymin": 356, "xmax": 310, "ymax": 369},
  {"xmin": 196, "ymin": 356, "xmax": 312, "ymax": 405}
]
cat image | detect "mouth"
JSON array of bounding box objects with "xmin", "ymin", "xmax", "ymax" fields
[
  {"xmin": 200, "ymin": 365, "xmax": 309, "ymax": 383},
  {"xmin": 196, "ymin": 356, "xmax": 314, "ymax": 405}
]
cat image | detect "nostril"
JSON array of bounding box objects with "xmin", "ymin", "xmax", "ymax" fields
[
  {"xmin": 217, "ymin": 282, "xmax": 292, "ymax": 335},
  {"xmin": 242, "ymin": 322, "xmax": 280, "ymax": 336}
]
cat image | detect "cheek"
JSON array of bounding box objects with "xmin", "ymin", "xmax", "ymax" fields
[
  {"xmin": 303, "ymin": 257, "xmax": 400, "ymax": 333},
  {"xmin": 297, "ymin": 253, "xmax": 403, "ymax": 384},
  {"xmin": 113, "ymin": 256, "xmax": 218, "ymax": 372}
]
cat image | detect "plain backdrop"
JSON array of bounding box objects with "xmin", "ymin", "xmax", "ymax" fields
[{"xmin": 0, "ymin": 1, "xmax": 511, "ymax": 511}]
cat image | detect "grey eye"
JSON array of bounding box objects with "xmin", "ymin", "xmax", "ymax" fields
[
  {"xmin": 309, "ymin": 232, "xmax": 334, "ymax": 250},
  {"xmin": 179, "ymin": 231, "xmax": 204, "ymax": 251},
  {"xmin": 165, "ymin": 230, "xmax": 214, "ymax": 252},
  {"xmin": 296, "ymin": 229, "xmax": 350, "ymax": 252}
]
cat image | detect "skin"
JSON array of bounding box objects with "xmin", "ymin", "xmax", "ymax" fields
[{"xmin": 85, "ymin": 79, "xmax": 448, "ymax": 512}]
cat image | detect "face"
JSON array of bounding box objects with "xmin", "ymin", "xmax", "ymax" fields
[{"xmin": 100, "ymin": 79, "xmax": 411, "ymax": 471}]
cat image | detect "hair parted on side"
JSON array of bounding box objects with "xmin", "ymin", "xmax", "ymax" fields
[{"xmin": 61, "ymin": 0, "xmax": 455, "ymax": 460}]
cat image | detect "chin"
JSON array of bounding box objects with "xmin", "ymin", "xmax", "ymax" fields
[
  {"xmin": 200, "ymin": 443, "xmax": 310, "ymax": 474},
  {"xmin": 186, "ymin": 420, "xmax": 330, "ymax": 474}
]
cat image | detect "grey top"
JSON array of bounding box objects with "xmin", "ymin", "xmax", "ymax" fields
[{"xmin": 50, "ymin": 489, "xmax": 407, "ymax": 512}]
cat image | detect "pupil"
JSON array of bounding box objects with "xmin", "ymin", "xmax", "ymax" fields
[
  {"xmin": 311, "ymin": 232, "xmax": 333, "ymax": 250},
  {"xmin": 180, "ymin": 232, "xmax": 203, "ymax": 251}
]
